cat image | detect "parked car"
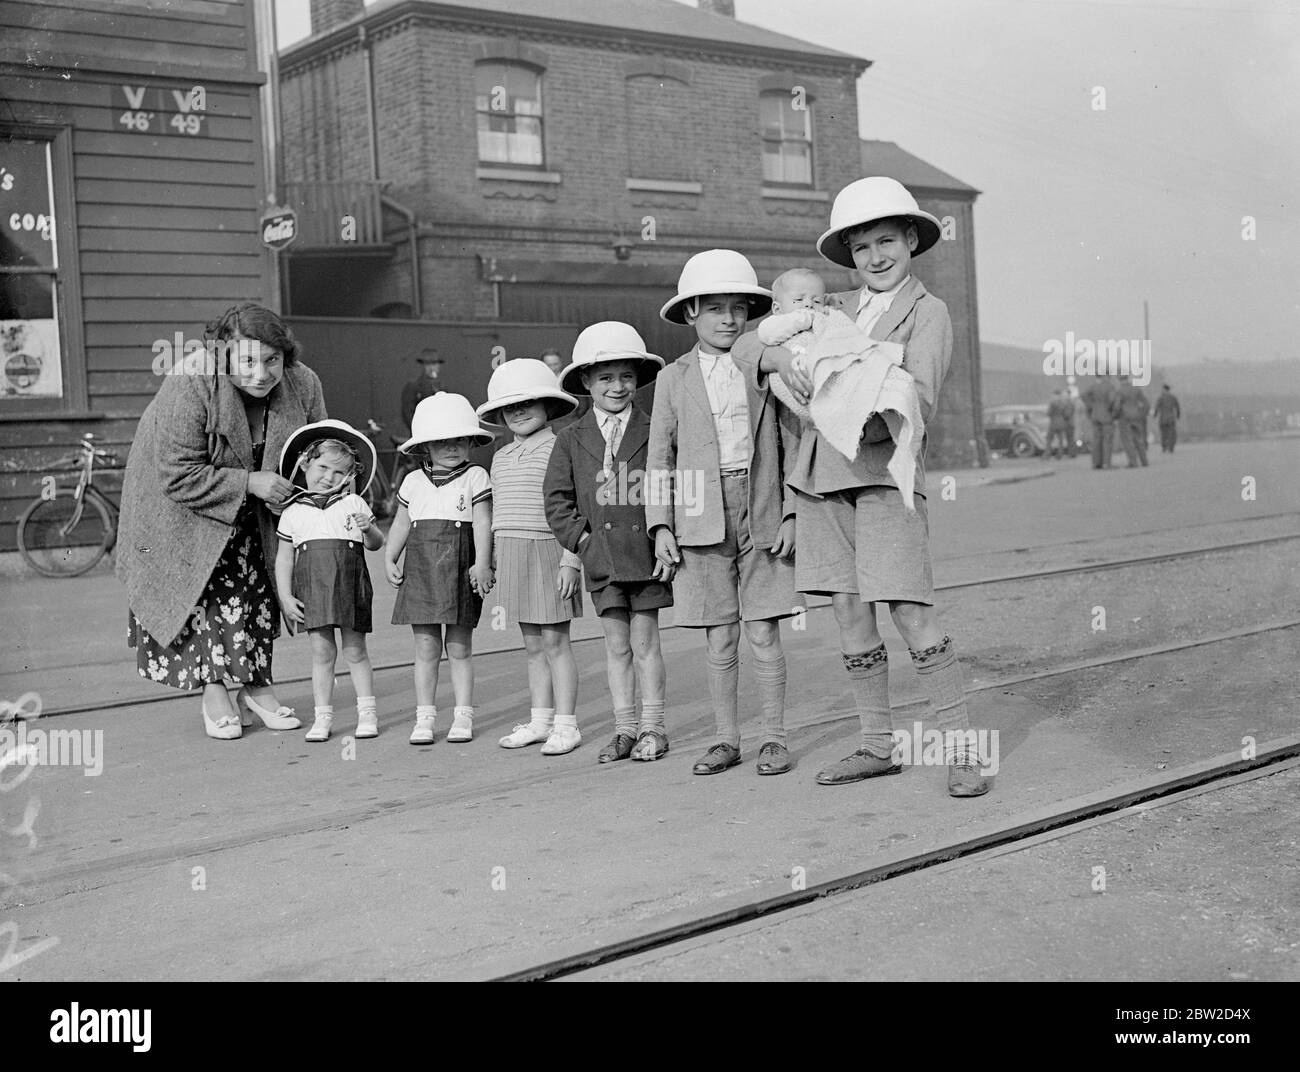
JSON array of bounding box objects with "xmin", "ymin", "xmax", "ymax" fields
[{"xmin": 983, "ymin": 405, "xmax": 1049, "ymax": 457}]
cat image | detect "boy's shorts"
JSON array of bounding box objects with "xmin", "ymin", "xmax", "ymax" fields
[
  {"xmin": 591, "ymin": 579, "xmax": 674, "ymax": 616},
  {"xmin": 794, "ymin": 485, "xmax": 935, "ymax": 604},
  {"xmin": 672, "ymin": 472, "xmax": 799, "ymax": 626}
]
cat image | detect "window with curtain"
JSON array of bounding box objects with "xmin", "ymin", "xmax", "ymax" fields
[
  {"xmin": 475, "ymin": 63, "xmax": 545, "ymax": 167},
  {"xmin": 760, "ymin": 90, "xmax": 813, "ymax": 186}
]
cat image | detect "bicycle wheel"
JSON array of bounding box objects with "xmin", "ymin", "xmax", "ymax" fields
[
  {"xmin": 17, "ymin": 489, "xmax": 114, "ymax": 578},
  {"xmin": 364, "ymin": 470, "xmax": 393, "ymax": 520}
]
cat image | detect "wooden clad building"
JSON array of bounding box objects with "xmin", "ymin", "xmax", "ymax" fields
[{"xmin": 0, "ymin": 0, "xmax": 273, "ymax": 550}]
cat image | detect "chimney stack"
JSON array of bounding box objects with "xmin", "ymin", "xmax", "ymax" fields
[
  {"xmin": 698, "ymin": 0, "xmax": 736, "ymax": 16},
  {"xmin": 310, "ymin": 0, "xmax": 365, "ymax": 35}
]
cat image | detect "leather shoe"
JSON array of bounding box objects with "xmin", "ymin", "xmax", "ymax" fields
[
  {"xmin": 598, "ymin": 732, "xmax": 638, "ymax": 763},
  {"xmin": 948, "ymin": 761, "xmax": 990, "ymax": 797},
  {"xmin": 755, "ymin": 741, "xmax": 792, "ymax": 776},
  {"xmin": 815, "ymin": 748, "xmax": 902, "ymax": 785},
  {"xmin": 630, "ymin": 730, "xmax": 669, "ymax": 762},
  {"xmin": 692, "ymin": 742, "xmax": 741, "ymax": 775}
]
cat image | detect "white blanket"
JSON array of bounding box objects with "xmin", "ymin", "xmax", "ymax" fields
[{"xmin": 759, "ymin": 308, "xmax": 925, "ymax": 511}]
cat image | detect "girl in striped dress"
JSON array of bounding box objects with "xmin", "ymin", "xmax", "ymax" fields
[{"xmin": 476, "ymin": 359, "xmax": 585, "ymax": 756}]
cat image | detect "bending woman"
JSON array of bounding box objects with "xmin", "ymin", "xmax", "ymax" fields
[{"xmin": 117, "ymin": 303, "xmax": 327, "ymax": 739}]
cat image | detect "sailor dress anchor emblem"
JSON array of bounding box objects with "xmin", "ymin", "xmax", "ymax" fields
[{"xmin": 457, "ymin": 492, "xmax": 466, "ymax": 512}]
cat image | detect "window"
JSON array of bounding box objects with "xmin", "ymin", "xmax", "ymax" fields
[
  {"xmin": 475, "ymin": 63, "xmax": 544, "ymax": 167},
  {"xmin": 760, "ymin": 90, "xmax": 813, "ymax": 186},
  {"xmin": 1, "ymin": 134, "xmax": 66, "ymax": 404}
]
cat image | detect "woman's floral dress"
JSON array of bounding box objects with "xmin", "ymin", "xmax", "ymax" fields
[{"xmin": 127, "ymin": 445, "xmax": 277, "ymax": 688}]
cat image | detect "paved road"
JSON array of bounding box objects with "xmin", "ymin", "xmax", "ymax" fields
[{"xmin": 1, "ymin": 437, "xmax": 1298, "ymax": 980}]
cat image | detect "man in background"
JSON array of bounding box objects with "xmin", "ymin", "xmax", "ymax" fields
[
  {"xmin": 1047, "ymin": 388, "xmax": 1076, "ymax": 459},
  {"xmin": 1154, "ymin": 383, "xmax": 1181, "ymax": 453},
  {"xmin": 1116, "ymin": 378, "xmax": 1150, "ymax": 467},
  {"xmin": 1080, "ymin": 373, "xmax": 1119, "ymax": 469},
  {"xmin": 401, "ymin": 349, "xmax": 443, "ymax": 433}
]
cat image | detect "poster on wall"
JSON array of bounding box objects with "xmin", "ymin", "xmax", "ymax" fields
[{"xmin": 1, "ymin": 316, "xmax": 63, "ymax": 397}]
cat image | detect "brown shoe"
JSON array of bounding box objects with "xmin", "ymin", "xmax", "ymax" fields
[
  {"xmin": 630, "ymin": 730, "xmax": 669, "ymax": 762},
  {"xmin": 755, "ymin": 742, "xmax": 792, "ymax": 776},
  {"xmin": 692, "ymin": 742, "xmax": 741, "ymax": 775},
  {"xmin": 948, "ymin": 760, "xmax": 990, "ymax": 797},
  {"xmin": 598, "ymin": 732, "xmax": 638, "ymax": 764},
  {"xmin": 815, "ymin": 748, "xmax": 902, "ymax": 786}
]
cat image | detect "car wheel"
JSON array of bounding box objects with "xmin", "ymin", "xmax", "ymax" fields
[{"xmin": 1010, "ymin": 433, "xmax": 1035, "ymax": 457}]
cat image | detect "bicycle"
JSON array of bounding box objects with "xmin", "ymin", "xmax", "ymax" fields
[
  {"xmin": 16, "ymin": 433, "xmax": 120, "ymax": 578},
  {"xmin": 362, "ymin": 418, "xmax": 414, "ymax": 521}
]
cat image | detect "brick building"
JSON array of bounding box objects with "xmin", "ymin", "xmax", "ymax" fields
[{"xmin": 279, "ymin": 0, "xmax": 984, "ymax": 464}]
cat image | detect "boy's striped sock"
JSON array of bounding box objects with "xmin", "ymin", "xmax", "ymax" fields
[
  {"xmin": 613, "ymin": 705, "xmax": 638, "ymax": 738},
  {"xmin": 909, "ymin": 636, "xmax": 975, "ymax": 764},
  {"xmin": 844, "ymin": 646, "xmax": 893, "ymax": 759},
  {"xmin": 706, "ymin": 650, "xmax": 740, "ymax": 748},
  {"xmin": 639, "ymin": 699, "xmax": 666, "ymax": 736}
]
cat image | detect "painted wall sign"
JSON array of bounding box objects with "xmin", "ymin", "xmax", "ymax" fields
[
  {"xmin": 261, "ymin": 208, "xmax": 297, "ymax": 250},
  {"xmin": 111, "ymin": 83, "xmax": 209, "ymax": 136}
]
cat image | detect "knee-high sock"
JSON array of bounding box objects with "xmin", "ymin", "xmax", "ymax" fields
[
  {"xmin": 844, "ymin": 645, "xmax": 893, "ymax": 759},
  {"xmin": 707, "ymin": 650, "xmax": 741, "ymax": 747},
  {"xmin": 752, "ymin": 652, "xmax": 787, "ymax": 747},
  {"xmin": 910, "ymin": 635, "xmax": 974, "ymax": 764}
]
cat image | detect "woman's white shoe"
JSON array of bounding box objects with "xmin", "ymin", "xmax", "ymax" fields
[
  {"xmin": 236, "ymin": 687, "xmax": 301, "ymax": 730},
  {"xmin": 202, "ymin": 697, "xmax": 243, "ymax": 740}
]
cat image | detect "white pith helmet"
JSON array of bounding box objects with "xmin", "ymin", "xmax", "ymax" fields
[
  {"xmin": 659, "ymin": 249, "xmax": 773, "ymax": 325},
  {"xmin": 475, "ymin": 358, "xmax": 579, "ymax": 424},
  {"xmin": 558, "ymin": 321, "xmax": 665, "ymax": 395},
  {"xmin": 399, "ymin": 392, "xmax": 495, "ymax": 453},
  {"xmin": 816, "ymin": 176, "xmax": 943, "ymax": 268}
]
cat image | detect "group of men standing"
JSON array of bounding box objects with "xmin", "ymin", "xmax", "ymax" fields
[{"xmin": 1051, "ymin": 377, "xmax": 1182, "ymax": 469}]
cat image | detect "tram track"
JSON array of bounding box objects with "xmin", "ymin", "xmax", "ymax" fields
[
  {"xmin": 495, "ymin": 742, "xmax": 1300, "ymax": 982},
  {"xmin": 33, "ymin": 527, "xmax": 1300, "ymax": 719},
  {"xmin": 9, "ymin": 615, "xmax": 1299, "ymax": 906}
]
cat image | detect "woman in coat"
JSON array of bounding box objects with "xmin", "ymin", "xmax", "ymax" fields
[{"xmin": 116, "ymin": 303, "xmax": 327, "ymax": 739}]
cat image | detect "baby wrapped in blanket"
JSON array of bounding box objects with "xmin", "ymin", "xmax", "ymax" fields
[{"xmin": 760, "ymin": 268, "xmax": 926, "ymax": 511}]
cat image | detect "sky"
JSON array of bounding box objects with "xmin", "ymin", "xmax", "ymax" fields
[{"xmin": 274, "ymin": 0, "xmax": 1300, "ymax": 367}]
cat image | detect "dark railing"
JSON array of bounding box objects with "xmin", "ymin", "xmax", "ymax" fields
[{"xmin": 281, "ymin": 180, "xmax": 386, "ymax": 248}]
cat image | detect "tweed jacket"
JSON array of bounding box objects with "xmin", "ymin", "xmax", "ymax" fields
[
  {"xmin": 116, "ymin": 363, "xmax": 327, "ymax": 646},
  {"xmin": 646, "ymin": 342, "xmax": 797, "ymax": 547},
  {"xmin": 782, "ymin": 275, "xmax": 952, "ymax": 497},
  {"xmin": 544, "ymin": 405, "xmax": 657, "ymax": 590}
]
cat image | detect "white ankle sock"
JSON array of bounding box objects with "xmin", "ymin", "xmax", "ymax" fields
[
  {"xmin": 357, "ymin": 696, "xmax": 376, "ymax": 715},
  {"xmin": 314, "ymin": 706, "xmax": 334, "ymax": 718},
  {"xmin": 416, "ymin": 705, "xmax": 436, "ymax": 722},
  {"xmin": 553, "ymin": 711, "xmax": 578, "ymax": 731},
  {"xmin": 453, "ymin": 705, "xmax": 473, "ymax": 721},
  {"xmin": 530, "ymin": 706, "xmax": 556, "ymax": 730}
]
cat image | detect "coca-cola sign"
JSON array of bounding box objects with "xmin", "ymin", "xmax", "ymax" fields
[{"xmin": 261, "ymin": 209, "xmax": 297, "ymax": 250}]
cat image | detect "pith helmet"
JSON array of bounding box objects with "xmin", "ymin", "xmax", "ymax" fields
[
  {"xmin": 817, "ymin": 176, "xmax": 943, "ymax": 268},
  {"xmin": 475, "ymin": 358, "xmax": 579, "ymax": 425},
  {"xmin": 659, "ymin": 249, "xmax": 773, "ymax": 325},
  {"xmin": 399, "ymin": 392, "xmax": 495, "ymax": 453},
  {"xmin": 558, "ymin": 321, "xmax": 664, "ymax": 395}
]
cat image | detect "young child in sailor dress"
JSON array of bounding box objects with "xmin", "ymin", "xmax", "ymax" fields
[
  {"xmin": 274, "ymin": 421, "xmax": 384, "ymax": 743},
  {"xmin": 385, "ymin": 392, "xmax": 495, "ymax": 747}
]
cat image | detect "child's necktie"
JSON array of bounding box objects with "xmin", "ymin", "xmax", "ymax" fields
[{"xmin": 602, "ymin": 415, "xmax": 622, "ymax": 477}]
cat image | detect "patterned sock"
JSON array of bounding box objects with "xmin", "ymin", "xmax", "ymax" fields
[
  {"xmin": 613, "ymin": 705, "xmax": 638, "ymax": 738},
  {"xmin": 752, "ymin": 652, "xmax": 788, "ymax": 747},
  {"xmin": 639, "ymin": 699, "xmax": 666, "ymax": 736},
  {"xmin": 843, "ymin": 646, "xmax": 893, "ymax": 759},
  {"xmin": 706, "ymin": 650, "xmax": 741, "ymax": 747},
  {"xmin": 530, "ymin": 706, "xmax": 556, "ymax": 732},
  {"xmin": 909, "ymin": 636, "xmax": 974, "ymax": 764}
]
